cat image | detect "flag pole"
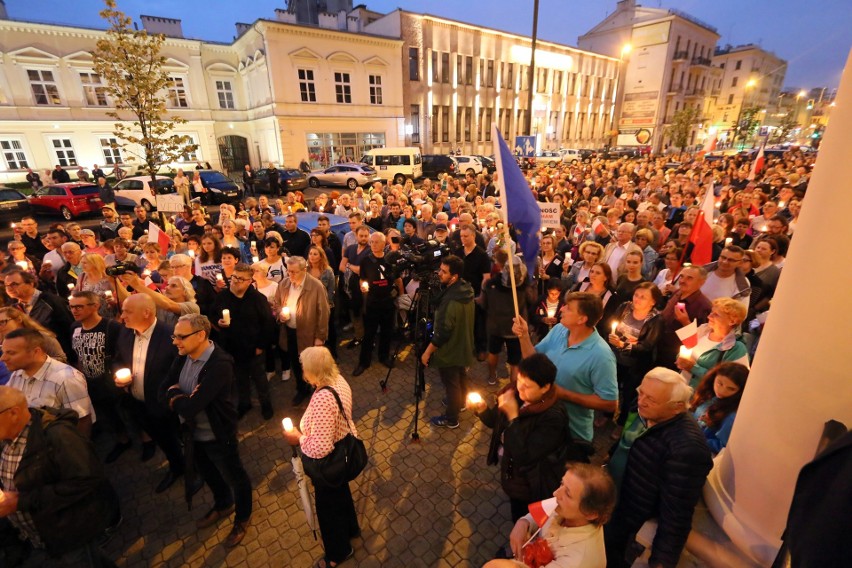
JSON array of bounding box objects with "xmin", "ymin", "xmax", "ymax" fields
[{"xmin": 492, "ymin": 123, "xmax": 522, "ymax": 321}]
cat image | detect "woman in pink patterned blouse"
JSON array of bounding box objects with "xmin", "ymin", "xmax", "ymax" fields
[{"xmin": 282, "ymin": 346, "xmax": 359, "ymax": 568}]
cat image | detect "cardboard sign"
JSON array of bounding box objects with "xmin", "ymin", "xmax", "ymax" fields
[
  {"xmin": 538, "ymin": 202, "xmax": 561, "ymax": 229},
  {"xmin": 155, "ymin": 194, "xmax": 185, "ymax": 213}
]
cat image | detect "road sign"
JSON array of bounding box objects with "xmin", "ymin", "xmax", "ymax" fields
[{"xmin": 514, "ymin": 136, "xmax": 536, "ymax": 157}]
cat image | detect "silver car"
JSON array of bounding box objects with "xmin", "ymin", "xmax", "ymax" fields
[{"xmin": 307, "ymin": 164, "xmax": 381, "ymax": 190}]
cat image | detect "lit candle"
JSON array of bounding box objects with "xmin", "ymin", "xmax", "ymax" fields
[
  {"xmin": 281, "ymin": 306, "xmax": 290, "ymax": 319},
  {"xmin": 366, "ymin": 211, "xmax": 373, "ymax": 219},
  {"xmin": 252, "ymin": 256, "xmax": 259, "ymax": 263},
  {"xmin": 467, "ymin": 392, "xmax": 483, "ymax": 405},
  {"xmin": 360, "ymin": 281, "xmax": 369, "ymax": 293},
  {"xmin": 67, "ymin": 283, "xmax": 74, "ymax": 290},
  {"xmin": 15, "ymin": 261, "xmax": 28, "ymax": 270},
  {"xmin": 143, "ymin": 269, "xmax": 151, "ymax": 277},
  {"xmin": 222, "ymin": 309, "xmax": 231, "ymax": 325},
  {"xmin": 114, "ymin": 368, "xmax": 132, "ymax": 387},
  {"xmin": 10, "ymin": 223, "xmax": 16, "ymax": 229},
  {"xmin": 678, "ymin": 346, "xmax": 693, "ymax": 359},
  {"xmin": 105, "ymin": 290, "xmax": 113, "ymax": 299},
  {"xmin": 714, "ymin": 202, "xmax": 721, "ymax": 209},
  {"xmin": 778, "ymin": 201, "xmax": 785, "ymax": 208},
  {"xmin": 319, "ymin": 206, "xmax": 324, "ymax": 212},
  {"xmin": 597, "ymin": 205, "xmax": 602, "ymax": 213},
  {"xmin": 611, "ymin": 321, "xmax": 618, "ymax": 334},
  {"xmin": 188, "ymin": 250, "xmax": 196, "ymax": 259},
  {"xmin": 251, "ymin": 240, "xmax": 257, "ymax": 249},
  {"xmin": 215, "ymin": 273, "xmax": 224, "ymax": 282},
  {"xmin": 546, "ymin": 307, "xmax": 557, "ymax": 318},
  {"xmin": 725, "ymin": 237, "xmax": 733, "ymax": 246},
  {"xmin": 282, "ymin": 417, "xmax": 294, "ymax": 432},
  {"xmin": 761, "ymin": 225, "xmax": 768, "ymax": 232}
]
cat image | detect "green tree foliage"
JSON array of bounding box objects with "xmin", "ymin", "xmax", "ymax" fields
[
  {"xmin": 665, "ymin": 105, "xmax": 701, "ymax": 151},
  {"xmin": 732, "ymin": 106, "xmax": 762, "ymax": 147},
  {"xmin": 93, "ymin": 0, "xmax": 197, "ymax": 183},
  {"xmin": 771, "ymin": 111, "xmax": 798, "ymax": 143}
]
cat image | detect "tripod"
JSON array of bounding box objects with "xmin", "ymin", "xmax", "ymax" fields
[{"xmin": 379, "ymin": 273, "xmax": 436, "ymax": 442}]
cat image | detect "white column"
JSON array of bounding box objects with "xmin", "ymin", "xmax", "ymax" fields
[{"xmin": 703, "ymin": 48, "xmax": 852, "ymax": 565}]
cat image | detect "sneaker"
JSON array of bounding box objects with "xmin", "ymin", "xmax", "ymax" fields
[
  {"xmin": 441, "ymin": 398, "xmax": 466, "ymax": 412},
  {"xmin": 430, "ymin": 415, "xmax": 459, "ymax": 429},
  {"xmin": 281, "ymin": 370, "xmax": 291, "ymax": 382}
]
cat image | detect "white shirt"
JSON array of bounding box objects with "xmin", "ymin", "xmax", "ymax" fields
[
  {"xmin": 606, "ymin": 242, "xmax": 629, "ymax": 274},
  {"xmin": 131, "ymin": 320, "xmax": 157, "ymax": 402},
  {"xmin": 702, "ymin": 272, "xmax": 749, "ymax": 310},
  {"xmin": 42, "ymin": 249, "xmax": 64, "ymax": 277},
  {"xmin": 285, "ymin": 278, "xmax": 304, "ymax": 329}
]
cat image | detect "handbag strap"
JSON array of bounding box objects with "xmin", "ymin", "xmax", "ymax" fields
[{"xmin": 317, "ymin": 386, "xmax": 357, "ymax": 436}]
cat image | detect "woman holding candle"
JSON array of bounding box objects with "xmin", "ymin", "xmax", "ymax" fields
[
  {"xmin": 652, "ymin": 245, "xmax": 684, "ymax": 308},
  {"xmin": 571, "ymin": 262, "xmax": 619, "ymax": 339},
  {"xmin": 468, "ymin": 353, "xmax": 574, "ymax": 522},
  {"xmin": 676, "ymin": 297, "xmax": 750, "ymax": 388},
  {"xmin": 282, "ymin": 346, "xmax": 361, "ymax": 568},
  {"xmin": 531, "ymin": 279, "xmax": 564, "ymax": 341},
  {"xmin": 536, "ymin": 235, "xmax": 564, "ymax": 297},
  {"xmin": 562, "ymin": 241, "xmax": 603, "ymax": 290},
  {"xmin": 195, "ymin": 234, "xmax": 223, "ymax": 284},
  {"xmin": 689, "ymin": 362, "xmax": 749, "ymax": 455}
]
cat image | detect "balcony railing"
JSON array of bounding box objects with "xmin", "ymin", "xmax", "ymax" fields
[
  {"xmin": 673, "ymin": 51, "xmax": 690, "ymax": 61},
  {"xmin": 691, "ymin": 56, "xmax": 712, "ymax": 67},
  {"xmin": 685, "ymin": 88, "xmax": 706, "ymax": 97},
  {"xmin": 668, "ymin": 83, "xmax": 684, "ymax": 94}
]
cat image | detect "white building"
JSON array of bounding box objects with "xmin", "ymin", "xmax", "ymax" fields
[
  {"xmin": 0, "ymin": 9, "xmax": 404, "ymax": 183},
  {"xmin": 578, "ymin": 0, "xmax": 720, "ymax": 152},
  {"xmin": 365, "ymin": 9, "xmax": 620, "ymax": 155}
]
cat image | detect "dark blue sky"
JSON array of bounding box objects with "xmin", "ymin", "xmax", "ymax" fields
[{"xmin": 9, "ymin": 0, "xmax": 851, "ymax": 88}]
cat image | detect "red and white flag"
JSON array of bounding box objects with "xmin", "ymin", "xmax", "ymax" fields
[
  {"xmin": 684, "ymin": 184, "xmax": 715, "ymax": 266},
  {"xmin": 149, "ymin": 221, "xmax": 170, "ymax": 257},
  {"xmin": 675, "ymin": 320, "xmax": 699, "ymax": 349},
  {"xmin": 702, "ymin": 131, "xmax": 717, "ymax": 153},
  {"xmin": 747, "ymin": 140, "xmax": 766, "ymax": 181},
  {"xmin": 528, "ymin": 497, "xmax": 557, "ymax": 528}
]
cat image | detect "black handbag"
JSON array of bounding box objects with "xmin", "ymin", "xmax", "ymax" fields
[{"xmin": 301, "ymin": 386, "xmax": 368, "ymax": 488}]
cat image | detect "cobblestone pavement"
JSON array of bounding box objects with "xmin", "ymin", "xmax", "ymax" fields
[{"xmin": 100, "ymin": 335, "xmax": 705, "ymax": 568}]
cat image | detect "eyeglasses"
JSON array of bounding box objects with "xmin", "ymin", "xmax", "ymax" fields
[
  {"xmin": 69, "ymin": 303, "xmax": 96, "ymax": 310},
  {"xmin": 171, "ymin": 329, "xmax": 203, "ymax": 341},
  {"xmin": 230, "ymin": 276, "xmax": 252, "ymax": 283}
]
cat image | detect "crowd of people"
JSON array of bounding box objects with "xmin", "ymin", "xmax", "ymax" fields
[{"xmin": 0, "ymin": 145, "xmax": 811, "ymax": 567}]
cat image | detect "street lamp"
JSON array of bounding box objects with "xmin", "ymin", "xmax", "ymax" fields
[
  {"xmin": 612, "ymin": 43, "xmax": 632, "ymax": 148},
  {"xmin": 734, "ymin": 79, "xmax": 758, "ymax": 149}
]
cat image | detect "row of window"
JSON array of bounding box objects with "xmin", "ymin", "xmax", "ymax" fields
[
  {"xmin": 297, "ymin": 70, "xmax": 384, "ymax": 105},
  {"xmin": 23, "ymin": 68, "xmax": 238, "ymax": 111},
  {"xmin": 0, "ymin": 134, "xmax": 199, "ymax": 172}
]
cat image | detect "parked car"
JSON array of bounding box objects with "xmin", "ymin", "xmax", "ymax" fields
[
  {"xmin": 306, "ymin": 164, "xmax": 381, "ymax": 190},
  {"xmin": 254, "ymin": 168, "xmax": 308, "ymax": 194},
  {"xmin": 474, "ymin": 155, "xmax": 497, "ymax": 173},
  {"xmin": 598, "ymin": 146, "xmax": 640, "ymax": 159},
  {"xmin": 28, "ymin": 183, "xmax": 103, "ymax": 220},
  {"xmin": 453, "ymin": 155, "xmax": 484, "ymax": 175},
  {"xmin": 559, "ymin": 148, "xmax": 582, "ymax": 163},
  {"xmin": 533, "ymin": 151, "xmax": 563, "ymax": 167},
  {"xmin": 578, "ymin": 148, "xmax": 598, "ymax": 160},
  {"xmin": 360, "ymin": 147, "xmax": 423, "ymax": 184},
  {"xmin": 190, "ymin": 170, "xmax": 241, "ymax": 204},
  {"xmin": 112, "ymin": 175, "xmax": 176, "ymax": 212},
  {"xmin": 421, "ymin": 155, "xmax": 459, "ymax": 179},
  {"xmin": 0, "ymin": 187, "xmax": 33, "ymax": 224}
]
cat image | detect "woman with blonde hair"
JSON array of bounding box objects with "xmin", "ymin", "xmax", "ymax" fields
[
  {"xmin": 282, "ymin": 346, "xmax": 361, "ymax": 568},
  {"xmin": 75, "ymin": 253, "xmax": 117, "ymax": 315},
  {"xmin": 0, "ymin": 306, "xmax": 67, "ymax": 361}
]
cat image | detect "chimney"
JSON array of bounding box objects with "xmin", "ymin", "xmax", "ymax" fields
[
  {"xmin": 140, "ymin": 14, "xmax": 184, "ymax": 38},
  {"xmin": 235, "ymin": 22, "xmax": 251, "ymax": 37},
  {"xmin": 275, "ymin": 8, "xmax": 298, "ymax": 24},
  {"xmin": 0, "ymin": 0, "xmax": 8, "ymax": 20}
]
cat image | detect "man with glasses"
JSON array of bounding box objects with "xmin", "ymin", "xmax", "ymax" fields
[
  {"xmin": 3, "ymin": 270, "xmax": 74, "ymax": 356},
  {"xmin": 114, "ymin": 294, "xmax": 186, "ymax": 492},
  {"xmin": 69, "ymin": 291, "xmax": 129, "ymax": 463},
  {"xmin": 1, "ymin": 328, "xmax": 94, "ymax": 437},
  {"xmin": 701, "ymin": 245, "xmax": 751, "ymax": 310},
  {"xmin": 211, "ymin": 263, "xmax": 276, "ymax": 419},
  {"xmin": 0, "ymin": 386, "xmax": 120, "ymax": 567},
  {"xmin": 604, "ymin": 367, "xmax": 712, "ymax": 568},
  {"xmin": 273, "ymin": 256, "xmax": 329, "ymax": 406},
  {"xmin": 161, "ymin": 314, "xmax": 251, "ymax": 548}
]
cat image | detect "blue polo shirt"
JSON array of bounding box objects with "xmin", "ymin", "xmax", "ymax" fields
[{"xmin": 535, "ymin": 324, "xmax": 618, "ymax": 442}]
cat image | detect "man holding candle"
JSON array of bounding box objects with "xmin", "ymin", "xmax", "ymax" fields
[
  {"xmin": 161, "ymin": 314, "xmax": 252, "ymax": 548},
  {"xmin": 211, "ymin": 263, "xmax": 277, "ymax": 420},
  {"xmin": 281, "ymin": 214, "xmax": 311, "ymax": 258},
  {"xmin": 656, "ymin": 265, "xmax": 712, "ymax": 370}
]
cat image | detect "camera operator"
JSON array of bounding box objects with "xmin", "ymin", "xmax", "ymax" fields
[
  {"xmin": 421, "ymin": 255, "xmax": 476, "ymax": 429},
  {"xmin": 353, "ymin": 232, "xmax": 403, "ymax": 377}
]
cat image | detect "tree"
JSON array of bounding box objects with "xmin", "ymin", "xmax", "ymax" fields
[
  {"xmin": 732, "ymin": 106, "xmax": 762, "ymax": 148},
  {"xmin": 665, "ymin": 105, "xmax": 701, "ymax": 151},
  {"xmin": 771, "ymin": 111, "xmax": 798, "ymax": 144},
  {"xmin": 93, "ymin": 0, "xmax": 197, "ymax": 186}
]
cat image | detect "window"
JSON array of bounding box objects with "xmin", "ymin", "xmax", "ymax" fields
[
  {"xmin": 80, "ymin": 72, "xmax": 108, "ymax": 106},
  {"xmin": 27, "ymin": 69, "xmax": 61, "ymax": 106},
  {"xmin": 537, "ymin": 67, "xmax": 547, "ymax": 93},
  {"xmin": 0, "ymin": 139, "xmax": 29, "ymax": 170},
  {"xmin": 456, "ymin": 107, "xmax": 463, "ymax": 142},
  {"xmin": 442, "ymin": 105, "xmax": 450, "ymax": 142},
  {"xmin": 99, "ymin": 138, "xmax": 123, "ymax": 165},
  {"xmin": 167, "ymin": 76, "xmax": 188, "ymax": 108},
  {"xmin": 732, "ymin": 77, "xmax": 738, "ymax": 88},
  {"xmin": 216, "ymin": 80, "xmax": 235, "ymax": 109},
  {"xmin": 409, "ymin": 48, "xmax": 420, "ymax": 81},
  {"xmin": 519, "ymin": 65, "xmax": 528, "ymax": 90},
  {"xmin": 181, "ymin": 135, "xmax": 198, "ymax": 161},
  {"xmin": 441, "ymin": 53, "xmax": 450, "ymax": 83},
  {"xmin": 465, "ymin": 56, "xmax": 473, "ymax": 86},
  {"xmin": 487, "ymin": 60, "xmax": 494, "ymax": 87},
  {"xmin": 334, "ymin": 72, "xmax": 352, "ymax": 104},
  {"xmin": 52, "ymin": 139, "xmax": 77, "ymax": 167},
  {"xmin": 457, "ymin": 55, "xmax": 463, "ymax": 85},
  {"xmin": 735, "ymin": 60, "xmax": 742, "ymax": 71},
  {"xmin": 480, "ymin": 60, "xmax": 485, "ymax": 87},
  {"xmin": 432, "ymin": 52, "xmax": 439, "ymax": 82},
  {"xmin": 369, "ymin": 75, "xmax": 383, "ymax": 105},
  {"xmin": 298, "ymin": 69, "xmax": 316, "ymax": 103},
  {"xmin": 727, "ymin": 94, "xmax": 734, "ymax": 105},
  {"xmin": 464, "ymin": 106, "xmax": 472, "ymax": 142},
  {"xmin": 432, "ymin": 105, "xmax": 439, "ymax": 144},
  {"xmin": 410, "ymin": 105, "xmax": 420, "ymax": 143},
  {"xmin": 553, "ymin": 70, "xmax": 563, "ymax": 92},
  {"xmin": 506, "ymin": 63, "xmax": 513, "ymax": 87},
  {"xmin": 484, "ymin": 108, "xmax": 492, "ymax": 141}
]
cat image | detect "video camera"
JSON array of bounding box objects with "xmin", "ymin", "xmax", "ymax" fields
[
  {"xmin": 385, "ymin": 238, "xmax": 450, "ymax": 278},
  {"xmin": 105, "ymin": 261, "xmax": 142, "ymax": 278}
]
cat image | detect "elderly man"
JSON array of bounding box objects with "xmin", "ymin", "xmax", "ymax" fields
[
  {"xmin": 211, "ymin": 263, "xmax": 276, "ymax": 419},
  {"xmin": 604, "ymin": 368, "xmax": 713, "ymax": 568},
  {"xmin": 701, "ymin": 245, "xmax": 750, "ymax": 310},
  {"xmin": 0, "ymin": 386, "xmax": 120, "ymax": 566},
  {"xmin": 603, "ymin": 223, "xmax": 643, "ymax": 275},
  {"xmin": 50, "ymin": 241, "xmax": 84, "ymax": 295},
  {"xmin": 416, "ymin": 203, "xmax": 437, "ymax": 240},
  {"xmin": 657, "ymin": 265, "xmax": 712, "ymax": 369},
  {"xmin": 514, "ymin": 292, "xmax": 618, "ymax": 443},
  {"xmin": 160, "ymin": 314, "xmax": 252, "ymax": 548},
  {"xmin": 274, "ymin": 256, "xmax": 330, "ymax": 406},
  {"xmin": 1, "ymin": 328, "xmax": 95, "ymax": 436}
]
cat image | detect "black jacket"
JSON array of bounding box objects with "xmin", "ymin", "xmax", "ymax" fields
[
  {"xmin": 159, "ymin": 343, "xmax": 238, "ymax": 443},
  {"xmin": 609, "ymin": 412, "xmax": 713, "ymax": 568},
  {"xmin": 211, "ymin": 287, "xmax": 276, "ymax": 362},
  {"xmin": 114, "ymin": 320, "xmax": 178, "ymax": 413},
  {"xmin": 15, "ymin": 408, "xmax": 120, "ymax": 555},
  {"xmin": 610, "ymin": 302, "xmax": 663, "ymax": 373},
  {"xmin": 26, "ymin": 292, "xmax": 74, "ymax": 357}
]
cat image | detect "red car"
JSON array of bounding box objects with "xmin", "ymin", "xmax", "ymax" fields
[{"xmin": 28, "ymin": 182, "xmax": 104, "ymax": 220}]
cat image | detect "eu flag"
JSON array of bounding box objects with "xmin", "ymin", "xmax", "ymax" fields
[{"xmin": 492, "ymin": 124, "xmax": 541, "ymax": 274}]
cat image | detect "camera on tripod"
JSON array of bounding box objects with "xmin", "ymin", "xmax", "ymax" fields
[{"xmin": 385, "ymin": 238, "xmax": 450, "ymax": 278}]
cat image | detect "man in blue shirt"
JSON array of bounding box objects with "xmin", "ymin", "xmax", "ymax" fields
[{"xmin": 514, "ymin": 291, "xmax": 617, "ymax": 443}]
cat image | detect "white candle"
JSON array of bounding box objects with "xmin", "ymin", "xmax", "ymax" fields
[
  {"xmin": 251, "ymin": 240, "xmax": 257, "ymax": 249},
  {"xmin": 467, "ymin": 392, "xmax": 483, "ymax": 405},
  {"xmin": 360, "ymin": 281, "xmax": 369, "ymax": 293},
  {"xmin": 611, "ymin": 321, "xmax": 618, "ymax": 334},
  {"xmin": 282, "ymin": 417, "xmax": 294, "ymax": 432},
  {"xmin": 188, "ymin": 250, "xmax": 196, "ymax": 259},
  {"xmin": 10, "ymin": 223, "xmax": 16, "ymax": 229},
  {"xmin": 778, "ymin": 201, "xmax": 785, "ymax": 208},
  {"xmin": 319, "ymin": 206, "xmax": 324, "ymax": 212},
  {"xmin": 115, "ymin": 368, "xmax": 132, "ymax": 387},
  {"xmin": 679, "ymin": 346, "xmax": 693, "ymax": 359},
  {"xmin": 215, "ymin": 273, "xmax": 224, "ymax": 282},
  {"xmin": 252, "ymin": 256, "xmax": 260, "ymax": 263},
  {"xmin": 143, "ymin": 269, "xmax": 151, "ymax": 277},
  {"xmin": 15, "ymin": 261, "xmax": 28, "ymax": 270},
  {"xmin": 597, "ymin": 205, "xmax": 602, "ymax": 212},
  {"xmin": 222, "ymin": 309, "xmax": 230, "ymax": 325},
  {"xmin": 725, "ymin": 237, "xmax": 733, "ymax": 246},
  {"xmin": 761, "ymin": 225, "xmax": 768, "ymax": 232},
  {"xmin": 67, "ymin": 283, "xmax": 74, "ymax": 290},
  {"xmin": 546, "ymin": 307, "xmax": 557, "ymax": 318},
  {"xmin": 105, "ymin": 290, "xmax": 113, "ymax": 299},
  {"xmin": 281, "ymin": 306, "xmax": 290, "ymax": 319},
  {"xmin": 366, "ymin": 211, "xmax": 373, "ymax": 219}
]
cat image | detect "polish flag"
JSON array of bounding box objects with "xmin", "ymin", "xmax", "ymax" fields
[
  {"xmin": 684, "ymin": 184, "xmax": 715, "ymax": 266},
  {"xmin": 528, "ymin": 497, "xmax": 558, "ymax": 528},
  {"xmin": 675, "ymin": 319, "xmax": 699, "ymax": 349},
  {"xmin": 702, "ymin": 131, "xmax": 717, "ymax": 153},
  {"xmin": 747, "ymin": 141, "xmax": 766, "ymax": 181},
  {"xmin": 149, "ymin": 221, "xmax": 170, "ymax": 257}
]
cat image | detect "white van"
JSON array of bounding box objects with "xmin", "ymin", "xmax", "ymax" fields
[{"xmin": 360, "ymin": 147, "xmax": 423, "ymax": 185}]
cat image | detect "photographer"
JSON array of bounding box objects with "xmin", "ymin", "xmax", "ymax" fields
[{"xmin": 421, "ymin": 255, "xmax": 476, "ymax": 429}]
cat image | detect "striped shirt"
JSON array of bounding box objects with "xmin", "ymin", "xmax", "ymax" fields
[
  {"xmin": 7, "ymin": 358, "xmax": 95, "ymax": 422},
  {"xmin": 0, "ymin": 421, "xmax": 42, "ymax": 547}
]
